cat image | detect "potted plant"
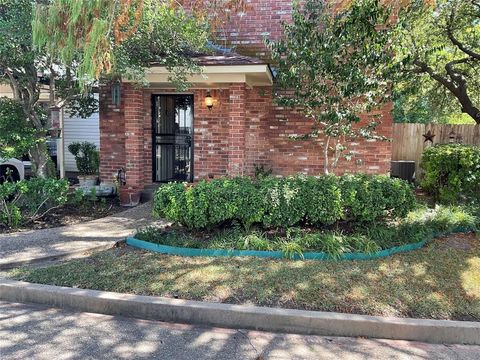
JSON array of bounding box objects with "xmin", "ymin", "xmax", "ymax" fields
[{"xmin": 68, "ymin": 141, "xmax": 100, "ymax": 187}]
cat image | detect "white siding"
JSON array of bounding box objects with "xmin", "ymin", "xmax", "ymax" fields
[{"xmin": 63, "ymin": 109, "xmax": 100, "ymax": 172}]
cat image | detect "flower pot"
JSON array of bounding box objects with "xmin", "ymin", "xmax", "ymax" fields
[{"xmin": 78, "ymin": 175, "xmax": 98, "ymax": 187}]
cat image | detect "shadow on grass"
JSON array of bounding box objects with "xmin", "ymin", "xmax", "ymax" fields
[{"xmin": 9, "ymin": 235, "xmax": 480, "ymax": 321}]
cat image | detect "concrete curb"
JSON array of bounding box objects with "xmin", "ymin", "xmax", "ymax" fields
[
  {"xmin": 1, "ymin": 279, "xmax": 478, "ymax": 345},
  {"xmin": 0, "ymin": 242, "xmax": 120, "ymax": 270}
]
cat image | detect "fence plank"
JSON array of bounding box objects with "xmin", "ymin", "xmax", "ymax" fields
[{"xmin": 392, "ymin": 123, "xmax": 480, "ymax": 178}]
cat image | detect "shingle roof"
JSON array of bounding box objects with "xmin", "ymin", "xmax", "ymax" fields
[
  {"xmin": 190, "ymin": 52, "xmax": 266, "ymax": 66},
  {"xmin": 150, "ymin": 48, "xmax": 267, "ymax": 67}
]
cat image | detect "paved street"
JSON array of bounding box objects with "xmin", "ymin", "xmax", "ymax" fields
[{"xmin": 1, "ymin": 301, "xmax": 479, "ymax": 360}]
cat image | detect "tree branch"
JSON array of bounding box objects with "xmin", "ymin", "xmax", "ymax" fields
[
  {"xmin": 445, "ymin": 57, "xmax": 471, "ymax": 87},
  {"xmin": 446, "ymin": 5, "xmax": 480, "ymax": 60},
  {"xmin": 412, "ymin": 59, "xmax": 457, "ymax": 94}
]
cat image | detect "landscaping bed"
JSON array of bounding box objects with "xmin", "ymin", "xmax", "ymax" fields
[
  {"xmin": 1, "ymin": 176, "xmax": 125, "ymax": 233},
  {"xmin": 8, "ymin": 232, "xmax": 479, "ymax": 321},
  {"xmin": 0, "ymin": 196, "xmax": 124, "ymax": 233},
  {"xmin": 134, "ymin": 205, "xmax": 477, "ymax": 259}
]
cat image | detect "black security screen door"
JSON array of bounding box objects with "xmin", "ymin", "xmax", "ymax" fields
[{"xmin": 152, "ymin": 95, "xmax": 193, "ymax": 182}]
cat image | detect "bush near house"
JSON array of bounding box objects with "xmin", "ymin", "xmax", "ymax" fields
[
  {"xmin": 0, "ymin": 178, "xmax": 69, "ymax": 228},
  {"xmin": 67, "ymin": 141, "xmax": 100, "ymax": 176},
  {"xmin": 154, "ymin": 175, "xmax": 416, "ymax": 230},
  {"xmin": 141, "ymin": 204, "xmax": 477, "ymax": 258},
  {"xmin": 421, "ymin": 144, "xmax": 480, "ymax": 203}
]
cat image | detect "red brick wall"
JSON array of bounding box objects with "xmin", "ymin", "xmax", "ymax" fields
[
  {"xmin": 243, "ymin": 87, "xmax": 392, "ymax": 177},
  {"xmin": 99, "ymin": 84, "xmax": 125, "ymax": 184},
  {"xmin": 98, "ymin": 0, "xmax": 393, "ymax": 200},
  {"xmin": 266, "ymin": 100, "xmax": 393, "ymax": 175},
  {"xmin": 217, "ymin": 0, "xmax": 294, "ymax": 60},
  {"xmin": 99, "ymin": 83, "xmax": 393, "ymax": 200},
  {"xmin": 192, "ymin": 89, "xmax": 231, "ymax": 180}
]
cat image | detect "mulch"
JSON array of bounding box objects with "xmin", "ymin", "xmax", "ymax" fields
[{"xmin": 0, "ymin": 197, "xmax": 125, "ymax": 234}]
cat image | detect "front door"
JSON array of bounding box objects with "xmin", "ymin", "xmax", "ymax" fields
[{"xmin": 152, "ymin": 95, "xmax": 193, "ymax": 182}]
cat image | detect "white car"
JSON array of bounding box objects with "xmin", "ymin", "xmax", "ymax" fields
[{"xmin": 0, "ymin": 158, "xmax": 31, "ymax": 183}]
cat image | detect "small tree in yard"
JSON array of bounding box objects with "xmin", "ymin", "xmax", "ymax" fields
[
  {"xmin": 268, "ymin": 0, "xmax": 394, "ymax": 174},
  {"xmin": 0, "ymin": 0, "xmax": 100, "ymax": 176}
]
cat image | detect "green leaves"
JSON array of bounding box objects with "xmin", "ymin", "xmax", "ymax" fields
[
  {"xmin": 33, "ymin": 0, "xmax": 209, "ymax": 90},
  {"xmin": 0, "ymin": 0, "xmax": 34, "ymax": 71},
  {"xmin": 153, "ymin": 175, "xmax": 416, "ymax": 230},
  {"xmin": 0, "ymin": 98, "xmax": 39, "ymax": 159},
  {"xmin": 67, "ymin": 142, "xmax": 99, "ymax": 176},
  {"xmin": 420, "ymin": 144, "xmax": 480, "ymax": 202},
  {"xmin": 392, "ymin": 0, "xmax": 480, "ymax": 123},
  {"xmin": 0, "ymin": 178, "xmax": 69, "ymax": 228},
  {"xmin": 268, "ymin": 0, "xmax": 393, "ymax": 173}
]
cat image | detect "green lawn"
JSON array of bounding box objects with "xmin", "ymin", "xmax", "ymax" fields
[{"xmin": 9, "ymin": 233, "xmax": 480, "ymax": 321}]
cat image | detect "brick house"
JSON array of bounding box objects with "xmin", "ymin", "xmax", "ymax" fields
[{"xmin": 99, "ymin": 1, "xmax": 393, "ymax": 206}]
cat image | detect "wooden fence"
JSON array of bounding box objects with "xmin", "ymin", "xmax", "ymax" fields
[{"xmin": 392, "ymin": 123, "xmax": 480, "ymax": 176}]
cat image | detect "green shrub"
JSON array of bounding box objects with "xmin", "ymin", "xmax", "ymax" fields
[
  {"xmin": 68, "ymin": 141, "xmax": 99, "ymax": 176},
  {"xmin": 405, "ymin": 204, "xmax": 477, "ymax": 234},
  {"xmin": 0, "ymin": 98, "xmax": 39, "ymax": 159},
  {"xmin": 340, "ymin": 174, "xmax": 416, "ymax": 222},
  {"xmin": 153, "ymin": 175, "xmax": 416, "ymax": 229},
  {"xmin": 142, "ymin": 203, "xmax": 476, "ymax": 259},
  {"xmin": 0, "ymin": 178, "xmax": 69, "ymax": 228},
  {"xmin": 421, "ymin": 144, "xmax": 480, "ymax": 202}
]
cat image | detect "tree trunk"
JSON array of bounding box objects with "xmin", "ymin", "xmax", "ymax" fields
[
  {"xmin": 30, "ymin": 142, "xmax": 54, "ymax": 178},
  {"xmin": 323, "ymin": 136, "xmax": 330, "ymax": 175},
  {"xmin": 459, "ymin": 97, "xmax": 480, "ymax": 124}
]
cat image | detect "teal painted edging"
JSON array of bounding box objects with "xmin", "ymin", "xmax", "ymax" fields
[
  {"xmin": 126, "ymin": 226, "xmax": 474, "ymax": 261},
  {"xmin": 126, "ymin": 236, "xmax": 426, "ymax": 260}
]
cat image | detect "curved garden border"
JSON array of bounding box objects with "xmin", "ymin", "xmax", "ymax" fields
[{"xmin": 126, "ymin": 226, "xmax": 474, "ymax": 261}]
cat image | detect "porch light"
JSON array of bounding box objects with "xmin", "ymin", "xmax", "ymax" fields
[
  {"xmin": 205, "ymin": 91, "xmax": 213, "ymax": 110},
  {"xmin": 112, "ymin": 81, "xmax": 121, "ymax": 107},
  {"xmin": 48, "ymin": 105, "xmax": 62, "ymax": 138}
]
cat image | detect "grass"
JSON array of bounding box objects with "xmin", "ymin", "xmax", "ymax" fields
[{"xmin": 8, "ymin": 233, "xmax": 480, "ymax": 321}]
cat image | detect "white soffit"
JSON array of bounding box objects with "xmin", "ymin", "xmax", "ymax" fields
[{"xmin": 124, "ymin": 65, "xmax": 273, "ymax": 87}]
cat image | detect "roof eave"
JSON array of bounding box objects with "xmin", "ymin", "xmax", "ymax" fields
[{"xmin": 123, "ymin": 64, "xmax": 273, "ymax": 87}]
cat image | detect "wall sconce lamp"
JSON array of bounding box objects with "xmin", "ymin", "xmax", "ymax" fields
[
  {"xmin": 205, "ymin": 91, "xmax": 213, "ymax": 110},
  {"xmin": 48, "ymin": 105, "xmax": 62, "ymax": 138},
  {"xmin": 111, "ymin": 80, "xmax": 121, "ymax": 107}
]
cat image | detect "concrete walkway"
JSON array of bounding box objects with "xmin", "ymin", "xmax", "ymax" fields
[
  {"xmin": 1, "ymin": 301, "xmax": 479, "ymax": 360},
  {"xmin": 0, "ymin": 202, "xmax": 164, "ymax": 269}
]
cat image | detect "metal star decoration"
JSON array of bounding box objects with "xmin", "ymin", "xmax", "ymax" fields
[{"xmin": 422, "ymin": 130, "xmax": 435, "ymax": 143}]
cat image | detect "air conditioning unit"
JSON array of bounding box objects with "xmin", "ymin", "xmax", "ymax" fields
[
  {"xmin": 391, "ymin": 160, "xmax": 415, "ymax": 183},
  {"xmin": 0, "ymin": 158, "xmax": 26, "ymax": 182}
]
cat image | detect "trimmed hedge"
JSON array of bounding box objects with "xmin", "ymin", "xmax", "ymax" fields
[
  {"xmin": 421, "ymin": 144, "xmax": 480, "ymax": 202},
  {"xmin": 154, "ymin": 175, "xmax": 416, "ymax": 229}
]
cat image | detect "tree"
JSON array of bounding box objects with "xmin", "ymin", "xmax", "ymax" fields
[
  {"xmin": 268, "ymin": 0, "xmax": 393, "ymax": 174},
  {"xmin": 0, "ymin": 98, "xmax": 40, "ymax": 159},
  {"xmin": 392, "ymin": 73, "xmax": 478, "ymax": 124},
  {"xmin": 0, "ymin": 0, "xmax": 98, "ymax": 176},
  {"xmin": 393, "ymin": 0, "xmax": 480, "ymax": 123},
  {"xmin": 33, "ymin": 0, "xmax": 210, "ymax": 91},
  {"xmin": 0, "ymin": 0, "xmax": 210, "ymax": 177},
  {"xmin": 0, "ymin": 0, "xmax": 51, "ymax": 176}
]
